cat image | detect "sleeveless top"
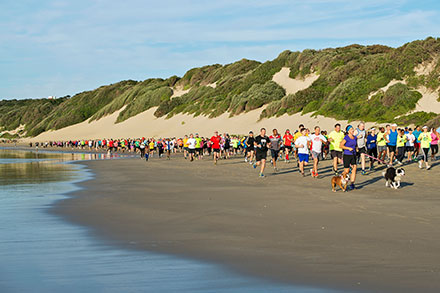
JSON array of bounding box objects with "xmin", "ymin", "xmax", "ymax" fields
[
  {"xmin": 388, "ymin": 130, "xmax": 398, "ymax": 146},
  {"xmin": 356, "ymin": 128, "xmax": 366, "ymax": 148}
]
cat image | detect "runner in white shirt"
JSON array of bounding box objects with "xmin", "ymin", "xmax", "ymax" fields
[
  {"xmin": 294, "ymin": 128, "xmax": 312, "ymax": 177},
  {"xmin": 406, "ymin": 128, "xmax": 416, "ymax": 162},
  {"xmin": 309, "ymin": 126, "xmax": 327, "ymax": 178},
  {"xmin": 187, "ymin": 134, "xmax": 197, "ymax": 162}
]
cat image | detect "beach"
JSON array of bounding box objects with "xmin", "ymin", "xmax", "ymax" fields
[{"xmin": 52, "ymin": 153, "xmax": 440, "ymax": 292}]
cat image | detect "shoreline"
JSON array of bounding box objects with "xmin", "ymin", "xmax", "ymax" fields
[{"xmin": 50, "ymin": 152, "xmax": 440, "ymax": 292}]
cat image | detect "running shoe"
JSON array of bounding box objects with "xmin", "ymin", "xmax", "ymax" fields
[
  {"xmin": 245, "ymin": 158, "xmax": 248, "ymax": 162},
  {"xmin": 253, "ymin": 163, "xmax": 257, "ymax": 169},
  {"xmin": 259, "ymin": 173, "xmax": 265, "ymax": 177},
  {"xmin": 419, "ymin": 161, "xmax": 423, "ymax": 169},
  {"xmin": 310, "ymin": 169, "xmax": 314, "ymax": 177},
  {"xmin": 427, "ymin": 165, "xmax": 431, "ymax": 170},
  {"xmin": 361, "ymin": 170, "xmax": 366, "ymax": 175},
  {"xmin": 348, "ymin": 183, "xmax": 355, "ymax": 190}
]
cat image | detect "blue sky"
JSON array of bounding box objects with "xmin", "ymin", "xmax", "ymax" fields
[{"xmin": 1, "ymin": 0, "xmax": 440, "ymax": 99}]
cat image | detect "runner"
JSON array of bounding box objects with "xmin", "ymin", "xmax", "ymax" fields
[
  {"xmin": 340, "ymin": 125, "xmax": 357, "ymax": 190},
  {"xmin": 418, "ymin": 126, "xmax": 432, "ymax": 170},
  {"xmin": 377, "ymin": 127, "xmax": 387, "ymax": 164},
  {"xmin": 327, "ymin": 123, "xmax": 344, "ymax": 175},
  {"xmin": 283, "ymin": 129, "xmax": 294, "ymax": 163},
  {"xmin": 309, "ymin": 126, "xmax": 327, "ymax": 178},
  {"xmin": 413, "ymin": 125, "xmax": 422, "ymax": 158},
  {"xmin": 183, "ymin": 135, "xmax": 189, "ymax": 159},
  {"xmin": 269, "ymin": 129, "xmax": 282, "ymax": 172},
  {"xmin": 366, "ymin": 128, "xmax": 377, "ymax": 170},
  {"xmin": 396, "ymin": 129, "xmax": 407, "ymax": 165},
  {"xmin": 195, "ymin": 133, "xmax": 203, "ymax": 160},
  {"xmin": 210, "ymin": 131, "xmax": 221, "ymax": 165},
  {"xmin": 386, "ymin": 123, "xmax": 398, "ymax": 166},
  {"xmin": 354, "ymin": 122, "xmax": 367, "ymax": 175},
  {"xmin": 253, "ymin": 128, "xmax": 271, "ymax": 177},
  {"xmin": 245, "ymin": 131, "xmax": 255, "ymax": 164},
  {"xmin": 430, "ymin": 128, "xmax": 439, "ymax": 161},
  {"xmin": 187, "ymin": 134, "xmax": 197, "ymax": 162},
  {"xmin": 405, "ymin": 128, "xmax": 416, "ymax": 162},
  {"xmin": 295, "ymin": 128, "xmax": 311, "ymax": 177},
  {"xmin": 293, "ymin": 124, "xmax": 304, "ymax": 160}
]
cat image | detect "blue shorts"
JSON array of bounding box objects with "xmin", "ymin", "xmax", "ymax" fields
[{"xmin": 298, "ymin": 153, "xmax": 309, "ymax": 163}]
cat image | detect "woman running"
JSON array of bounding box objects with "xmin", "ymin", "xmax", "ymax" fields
[
  {"xmin": 431, "ymin": 128, "xmax": 439, "ymax": 161},
  {"xmin": 340, "ymin": 125, "xmax": 357, "ymax": 190},
  {"xmin": 418, "ymin": 126, "xmax": 432, "ymax": 170}
]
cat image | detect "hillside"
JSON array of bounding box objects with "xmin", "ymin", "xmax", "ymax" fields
[{"xmin": 2, "ymin": 37, "xmax": 440, "ymax": 138}]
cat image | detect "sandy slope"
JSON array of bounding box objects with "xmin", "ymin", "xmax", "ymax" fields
[
  {"xmin": 31, "ymin": 105, "xmax": 376, "ymax": 141},
  {"xmin": 272, "ymin": 67, "xmax": 319, "ymax": 95},
  {"xmin": 368, "ymin": 79, "xmax": 404, "ymax": 100}
]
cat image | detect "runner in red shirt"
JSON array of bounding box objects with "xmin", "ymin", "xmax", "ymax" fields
[
  {"xmin": 210, "ymin": 131, "xmax": 221, "ymax": 165},
  {"xmin": 283, "ymin": 129, "xmax": 294, "ymax": 162}
]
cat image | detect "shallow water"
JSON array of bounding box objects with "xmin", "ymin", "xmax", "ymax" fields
[{"xmin": 0, "ymin": 149, "xmax": 337, "ymax": 293}]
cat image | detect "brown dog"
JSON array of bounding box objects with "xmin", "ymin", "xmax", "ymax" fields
[{"xmin": 331, "ymin": 173, "xmax": 350, "ymax": 192}]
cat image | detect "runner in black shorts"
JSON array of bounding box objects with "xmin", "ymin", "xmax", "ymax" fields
[
  {"xmin": 245, "ymin": 131, "xmax": 255, "ymax": 164},
  {"xmin": 253, "ymin": 128, "xmax": 271, "ymax": 177}
]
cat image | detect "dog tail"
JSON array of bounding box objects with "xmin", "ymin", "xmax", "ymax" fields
[{"xmin": 382, "ymin": 171, "xmax": 386, "ymax": 177}]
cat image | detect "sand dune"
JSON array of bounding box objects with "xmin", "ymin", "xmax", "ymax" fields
[
  {"xmin": 415, "ymin": 56, "xmax": 438, "ymax": 76},
  {"xmin": 30, "ymin": 104, "xmax": 376, "ymax": 141},
  {"xmin": 367, "ymin": 79, "xmax": 404, "ymax": 100},
  {"xmin": 272, "ymin": 67, "xmax": 319, "ymax": 95},
  {"xmin": 170, "ymin": 86, "xmax": 190, "ymax": 99},
  {"xmin": 414, "ymin": 86, "xmax": 440, "ymax": 114}
]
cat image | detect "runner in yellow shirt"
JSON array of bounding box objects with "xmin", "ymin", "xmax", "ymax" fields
[
  {"xmin": 327, "ymin": 123, "xmax": 345, "ymax": 175},
  {"xmin": 418, "ymin": 126, "xmax": 432, "ymax": 169}
]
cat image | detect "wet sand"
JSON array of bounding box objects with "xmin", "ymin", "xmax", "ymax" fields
[{"xmin": 53, "ymin": 154, "xmax": 440, "ymax": 292}]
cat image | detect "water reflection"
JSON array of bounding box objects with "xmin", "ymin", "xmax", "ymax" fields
[{"xmin": 0, "ymin": 149, "xmax": 121, "ymax": 186}]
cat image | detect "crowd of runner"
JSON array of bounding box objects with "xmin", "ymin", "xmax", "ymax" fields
[{"xmin": 30, "ymin": 123, "xmax": 440, "ymax": 190}]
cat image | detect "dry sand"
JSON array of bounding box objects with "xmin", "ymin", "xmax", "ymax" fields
[
  {"xmin": 272, "ymin": 67, "xmax": 319, "ymax": 95},
  {"xmin": 31, "ymin": 106, "xmax": 373, "ymax": 141},
  {"xmin": 52, "ymin": 154, "xmax": 440, "ymax": 292}
]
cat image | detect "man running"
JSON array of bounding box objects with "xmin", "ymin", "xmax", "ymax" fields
[
  {"xmin": 386, "ymin": 123, "xmax": 398, "ymax": 165},
  {"xmin": 210, "ymin": 131, "xmax": 221, "ymax": 165},
  {"xmin": 354, "ymin": 122, "xmax": 367, "ymax": 175},
  {"xmin": 269, "ymin": 129, "xmax": 282, "ymax": 172},
  {"xmin": 327, "ymin": 123, "xmax": 344, "ymax": 175},
  {"xmin": 309, "ymin": 126, "xmax": 327, "ymax": 178},
  {"xmin": 295, "ymin": 128, "xmax": 311, "ymax": 177},
  {"xmin": 253, "ymin": 128, "xmax": 271, "ymax": 177},
  {"xmin": 245, "ymin": 131, "xmax": 255, "ymax": 164}
]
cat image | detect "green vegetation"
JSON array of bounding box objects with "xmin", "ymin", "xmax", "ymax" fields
[{"xmin": 1, "ymin": 37, "xmax": 440, "ymax": 137}]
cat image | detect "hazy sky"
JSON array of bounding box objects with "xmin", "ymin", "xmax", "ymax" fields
[{"xmin": 1, "ymin": 0, "xmax": 440, "ymax": 99}]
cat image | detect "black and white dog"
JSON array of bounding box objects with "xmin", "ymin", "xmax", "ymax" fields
[{"xmin": 382, "ymin": 167, "xmax": 405, "ymax": 189}]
